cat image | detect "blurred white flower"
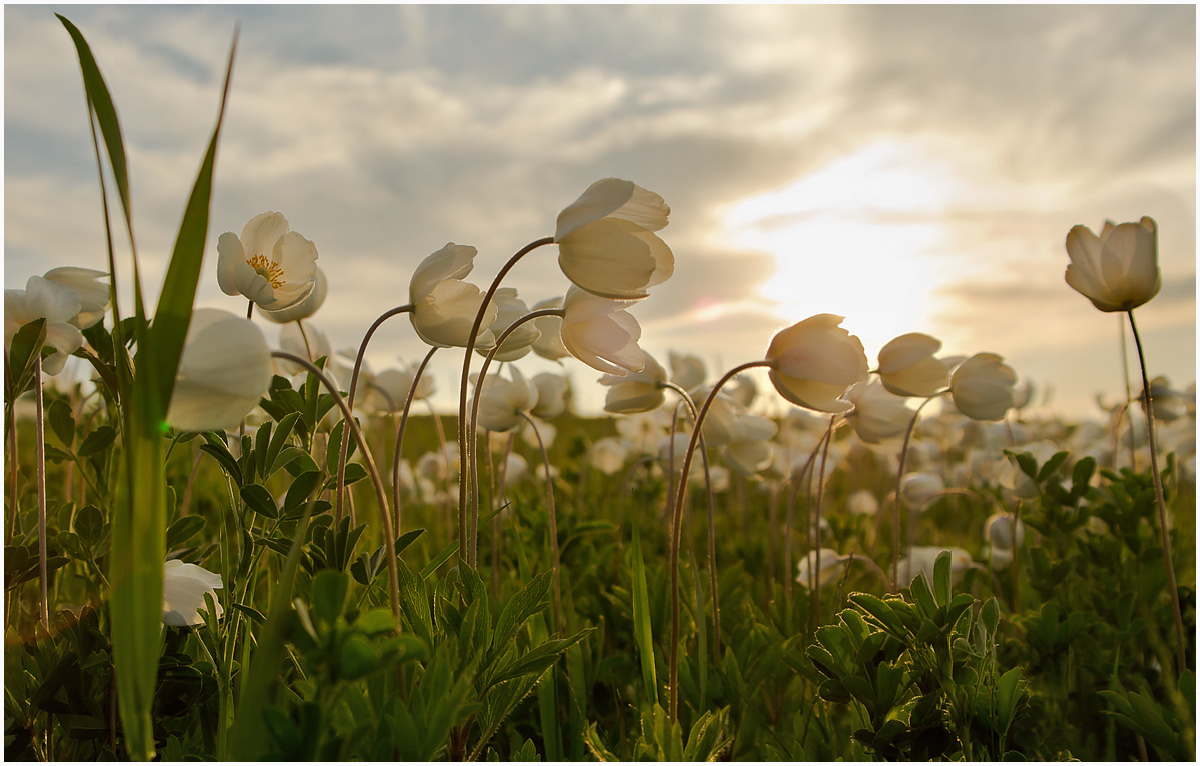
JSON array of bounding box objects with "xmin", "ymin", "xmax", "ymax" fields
[
  {"xmin": 875, "ymin": 333, "xmax": 950, "ymax": 398},
  {"xmin": 374, "ymin": 364, "xmax": 434, "ymax": 412},
  {"xmin": 896, "ymin": 546, "xmax": 974, "ymax": 585},
  {"xmin": 722, "ymin": 410, "xmax": 777, "ymax": 477},
  {"xmin": 560, "ymin": 285, "xmax": 645, "ymax": 375},
  {"xmin": 589, "ymin": 437, "xmax": 629, "ymax": 475},
  {"xmin": 616, "ymin": 408, "xmax": 672, "ymax": 455},
  {"xmin": 531, "ymin": 372, "xmax": 569, "ymax": 419},
  {"xmin": 846, "ymin": 489, "xmax": 879, "ymax": 516},
  {"xmin": 950, "ymin": 353, "xmax": 1017, "ymax": 422},
  {"xmin": 845, "ymin": 378, "xmax": 914, "ymax": 445},
  {"xmin": 162, "ymin": 559, "xmax": 223, "ymax": 627},
  {"xmin": 4, "ymin": 275, "xmax": 84, "ymax": 376},
  {"xmin": 217, "ymin": 212, "xmax": 319, "ymax": 311},
  {"xmin": 42, "ymin": 267, "xmax": 109, "ymax": 329},
  {"xmin": 531, "ymin": 297, "xmax": 569, "ymax": 361},
  {"xmin": 555, "ymin": 178, "xmax": 673, "ymax": 300},
  {"xmin": 409, "ymin": 243, "xmax": 497, "ymax": 349},
  {"xmin": 476, "ymin": 366, "xmax": 538, "ymax": 432},
  {"xmin": 669, "ymin": 351, "xmax": 707, "ymax": 394},
  {"xmin": 479, "ymin": 287, "xmax": 539, "ymax": 362},
  {"xmin": 600, "ymin": 351, "xmax": 668, "ymax": 414},
  {"xmin": 899, "ymin": 472, "xmax": 945, "ymax": 511},
  {"xmin": 796, "ymin": 549, "xmax": 850, "ymax": 590},
  {"xmin": 166, "ymin": 309, "xmax": 273, "ymax": 432}
]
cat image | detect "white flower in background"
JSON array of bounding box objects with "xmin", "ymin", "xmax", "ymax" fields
[
  {"xmin": 162, "ymin": 559, "xmax": 224, "ymax": 627},
  {"xmin": 261, "ymin": 267, "xmax": 327, "ymax": 324},
  {"xmin": 722, "ymin": 410, "xmax": 777, "ymax": 477},
  {"xmin": 726, "ymin": 374, "xmax": 757, "ymax": 408},
  {"xmin": 765, "ymin": 314, "xmax": 868, "ymax": 413},
  {"xmin": 899, "ymin": 472, "xmax": 945, "ymax": 511},
  {"xmin": 984, "ymin": 512, "xmax": 1026, "ymax": 569},
  {"xmin": 531, "ymin": 372, "xmax": 569, "ymax": 419},
  {"xmin": 1065, "ymin": 216, "xmax": 1160, "ymax": 313},
  {"xmin": 589, "ymin": 437, "xmax": 629, "ymax": 475},
  {"xmin": 43, "ymin": 267, "xmax": 109, "ymax": 329},
  {"xmin": 875, "ymin": 333, "xmax": 950, "ymax": 398},
  {"xmin": 845, "ymin": 378, "xmax": 914, "ymax": 445},
  {"xmin": 166, "ymin": 309, "xmax": 273, "ymax": 432},
  {"xmin": 600, "ymin": 351, "xmax": 668, "ymax": 414},
  {"xmin": 1141, "ymin": 376, "xmax": 1189, "ymax": 422},
  {"xmin": 896, "ymin": 546, "xmax": 975, "ymax": 585},
  {"xmin": 615, "ymin": 409, "xmax": 672, "ymax": 455},
  {"xmin": 691, "ymin": 387, "xmax": 740, "ymax": 448},
  {"xmin": 688, "ymin": 462, "xmax": 730, "ymax": 493},
  {"xmin": 950, "ymin": 353, "xmax": 1017, "ymax": 421},
  {"xmin": 521, "ymin": 415, "xmax": 557, "ymax": 450},
  {"xmin": 531, "ymin": 297, "xmax": 569, "ymax": 361},
  {"xmin": 500, "ymin": 452, "xmax": 529, "ymax": 487},
  {"xmin": 374, "ymin": 364, "xmax": 434, "ymax": 412},
  {"xmin": 796, "ymin": 549, "xmax": 850, "ymax": 590},
  {"xmin": 417, "ymin": 444, "xmax": 459, "ymax": 483},
  {"xmin": 476, "ymin": 366, "xmax": 538, "ymax": 432},
  {"xmin": 409, "ymin": 243, "xmax": 497, "ymax": 349},
  {"xmin": 217, "ymin": 212, "xmax": 319, "ymax": 311},
  {"xmin": 560, "ymin": 285, "xmax": 645, "ymax": 375},
  {"xmin": 479, "ymin": 288, "xmax": 539, "ymax": 362},
  {"xmin": 669, "ymin": 351, "xmax": 707, "ymax": 394},
  {"xmin": 846, "ymin": 489, "xmax": 879, "ymax": 516},
  {"xmin": 555, "ymin": 178, "xmax": 673, "ymax": 300},
  {"xmin": 4, "ymin": 275, "xmax": 84, "ymax": 376}
]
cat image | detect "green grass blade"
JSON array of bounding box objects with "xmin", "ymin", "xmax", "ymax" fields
[{"xmin": 631, "ymin": 520, "xmax": 659, "ymax": 706}]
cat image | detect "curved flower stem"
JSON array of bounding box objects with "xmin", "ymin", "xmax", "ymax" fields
[
  {"xmin": 1126, "ymin": 309, "xmax": 1186, "ymax": 673},
  {"xmin": 784, "ymin": 439, "xmax": 825, "ymax": 606},
  {"xmin": 273, "ymin": 351, "xmax": 400, "ymax": 623},
  {"xmin": 245, "ymin": 299, "xmax": 254, "ymax": 320},
  {"xmin": 520, "ymin": 410, "xmax": 562, "ymax": 634},
  {"xmin": 391, "ymin": 345, "xmax": 439, "ymax": 538},
  {"xmin": 295, "ymin": 319, "xmax": 315, "ymax": 362},
  {"xmin": 492, "ymin": 432, "xmax": 516, "ymax": 596},
  {"xmin": 465, "ymin": 307, "xmax": 564, "ymax": 568},
  {"xmin": 811, "ymin": 416, "xmax": 838, "ymax": 630},
  {"xmin": 1118, "ymin": 313, "xmax": 1137, "ymax": 470},
  {"xmin": 666, "ymin": 359, "xmax": 771, "ymax": 723},
  {"xmin": 457, "ymin": 237, "xmax": 554, "ymax": 569},
  {"xmin": 659, "ymin": 380, "xmax": 721, "ymax": 660},
  {"xmin": 35, "ymin": 356, "xmax": 49, "ymax": 628},
  {"xmin": 891, "ymin": 394, "xmax": 940, "ymax": 590},
  {"xmin": 334, "ymin": 304, "xmax": 413, "ymax": 523}
]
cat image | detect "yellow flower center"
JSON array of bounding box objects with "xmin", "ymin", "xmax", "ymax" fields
[{"xmin": 246, "ymin": 254, "xmax": 284, "ymax": 289}]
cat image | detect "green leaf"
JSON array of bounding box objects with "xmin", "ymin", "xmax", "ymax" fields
[
  {"xmin": 165, "ymin": 515, "xmax": 206, "ymax": 550},
  {"xmin": 489, "ymin": 571, "xmax": 552, "ymax": 665},
  {"xmin": 6, "ymin": 318, "xmax": 47, "ymax": 398},
  {"xmin": 240, "ymin": 484, "xmax": 278, "ymax": 519},
  {"xmin": 1037, "ymin": 450, "xmax": 1071, "ymax": 483},
  {"xmin": 77, "ymin": 426, "xmax": 116, "ymax": 458},
  {"xmin": 909, "ymin": 572, "xmax": 937, "ymax": 617},
  {"xmin": 47, "ymin": 399, "xmax": 76, "ymax": 448},
  {"xmin": 996, "ymin": 666, "xmax": 1024, "ymax": 731},
  {"xmin": 311, "ymin": 570, "xmax": 350, "ymax": 628},
  {"xmin": 282, "ymin": 470, "xmax": 323, "ymax": 517},
  {"xmin": 630, "ymin": 522, "xmax": 659, "ymax": 705},
  {"xmin": 932, "ymin": 551, "xmax": 952, "ymax": 608},
  {"xmin": 850, "ymin": 593, "xmax": 907, "ymax": 639},
  {"xmin": 337, "ymin": 634, "xmax": 379, "ymax": 680},
  {"xmin": 75, "ymin": 505, "xmax": 105, "ymax": 550}
]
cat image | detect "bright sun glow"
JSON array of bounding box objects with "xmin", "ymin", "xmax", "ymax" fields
[{"xmin": 724, "ymin": 138, "xmax": 974, "ymax": 358}]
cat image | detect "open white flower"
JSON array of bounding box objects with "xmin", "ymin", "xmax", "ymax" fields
[
  {"xmin": 722, "ymin": 410, "xmax": 777, "ymax": 477},
  {"xmin": 409, "ymin": 243, "xmax": 497, "ymax": 349},
  {"xmin": 217, "ymin": 212, "xmax": 319, "ymax": 311},
  {"xmin": 166, "ymin": 309, "xmax": 273, "ymax": 432},
  {"xmin": 561, "ymin": 285, "xmax": 645, "ymax": 375},
  {"xmin": 261, "ymin": 267, "xmax": 327, "ymax": 324},
  {"xmin": 556, "ymin": 178, "xmax": 673, "ymax": 300},
  {"xmin": 162, "ymin": 559, "xmax": 224, "ymax": 627},
  {"xmin": 43, "ymin": 267, "xmax": 109, "ymax": 329},
  {"xmin": 669, "ymin": 351, "xmax": 707, "ymax": 394},
  {"xmin": 4, "ymin": 275, "xmax": 84, "ymax": 376}
]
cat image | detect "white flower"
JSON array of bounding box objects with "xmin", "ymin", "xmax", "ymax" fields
[
  {"xmin": 896, "ymin": 546, "xmax": 974, "ymax": 586},
  {"xmin": 560, "ymin": 285, "xmax": 645, "ymax": 375},
  {"xmin": 4, "ymin": 276, "xmax": 84, "ymax": 376},
  {"xmin": 950, "ymin": 353, "xmax": 1017, "ymax": 421},
  {"xmin": 555, "ymin": 178, "xmax": 673, "ymax": 300},
  {"xmin": 42, "ymin": 267, "xmax": 109, "ymax": 329},
  {"xmin": 875, "ymin": 333, "xmax": 950, "ymax": 398},
  {"xmin": 476, "ymin": 366, "xmax": 538, "ymax": 432},
  {"xmin": 166, "ymin": 309, "xmax": 274, "ymax": 432},
  {"xmin": 373, "ymin": 364, "xmax": 434, "ymax": 412},
  {"xmin": 669, "ymin": 352, "xmax": 707, "ymax": 394},
  {"xmin": 217, "ymin": 212, "xmax": 319, "ymax": 311},
  {"xmin": 531, "ymin": 372, "xmax": 569, "ymax": 419},
  {"xmin": 1065, "ymin": 216, "xmax": 1159, "ymax": 312},
  {"xmin": 845, "ymin": 378, "xmax": 914, "ymax": 445},
  {"xmin": 531, "ymin": 297, "xmax": 569, "ymax": 361},
  {"xmin": 409, "ymin": 243, "xmax": 497, "ymax": 349},
  {"xmin": 722, "ymin": 411, "xmax": 777, "ymax": 477},
  {"xmin": 846, "ymin": 489, "xmax": 879, "ymax": 516},
  {"xmin": 261, "ymin": 267, "xmax": 328, "ymax": 324},
  {"xmin": 600, "ymin": 351, "xmax": 668, "ymax": 414},
  {"xmin": 899, "ymin": 472, "xmax": 945, "ymax": 511},
  {"xmin": 589, "ymin": 437, "xmax": 629, "ymax": 475},
  {"xmin": 796, "ymin": 549, "xmax": 850, "ymax": 590},
  {"xmin": 162, "ymin": 559, "xmax": 224, "ymax": 627},
  {"xmin": 766, "ymin": 314, "xmax": 868, "ymax": 413},
  {"xmin": 479, "ymin": 288, "xmax": 539, "ymax": 362}
]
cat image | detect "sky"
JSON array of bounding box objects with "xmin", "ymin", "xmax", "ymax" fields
[{"xmin": 4, "ymin": 4, "xmax": 1196, "ymax": 421}]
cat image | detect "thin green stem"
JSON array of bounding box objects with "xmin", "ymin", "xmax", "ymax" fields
[
  {"xmin": 891, "ymin": 394, "xmax": 939, "ymax": 590},
  {"xmin": 272, "ymin": 351, "xmax": 401, "ymax": 623},
  {"xmin": 35, "ymin": 357, "xmax": 49, "ymax": 628},
  {"xmin": 811, "ymin": 416, "xmax": 838, "ymax": 630},
  {"xmin": 520, "ymin": 410, "xmax": 562, "ymax": 634},
  {"xmin": 391, "ymin": 345, "xmax": 438, "ymax": 536},
  {"xmin": 456, "ymin": 237, "xmax": 554, "ymax": 569},
  {"xmin": 666, "ymin": 359, "xmax": 771, "ymax": 723},
  {"xmin": 1126, "ymin": 310, "xmax": 1187, "ymax": 674}
]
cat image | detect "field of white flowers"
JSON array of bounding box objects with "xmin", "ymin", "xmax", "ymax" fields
[{"xmin": 4, "ymin": 17, "xmax": 1194, "ymax": 762}]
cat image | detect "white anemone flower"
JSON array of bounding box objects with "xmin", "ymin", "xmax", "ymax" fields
[
  {"xmin": 162, "ymin": 559, "xmax": 224, "ymax": 627},
  {"xmin": 555, "ymin": 178, "xmax": 673, "ymax": 300},
  {"xmin": 479, "ymin": 288, "xmax": 539, "ymax": 362},
  {"xmin": 950, "ymin": 353, "xmax": 1017, "ymax": 422},
  {"xmin": 531, "ymin": 372, "xmax": 569, "ymax": 419},
  {"xmin": 845, "ymin": 378, "xmax": 914, "ymax": 445},
  {"xmin": 4, "ymin": 275, "xmax": 84, "ymax": 376},
  {"xmin": 589, "ymin": 437, "xmax": 629, "ymax": 475},
  {"xmin": 476, "ymin": 366, "xmax": 538, "ymax": 432},
  {"xmin": 795, "ymin": 549, "xmax": 851, "ymax": 590},
  {"xmin": 875, "ymin": 333, "xmax": 950, "ymax": 398},
  {"xmin": 166, "ymin": 309, "xmax": 273, "ymax": 432},
  {"xmin": 217, "ymin": 212, "xmax": 319, "ymax": 311},
  {"xmin": 723, "ymin": 410, "xmax": 777, "ymax": 477},
  {"xmin": 561, "ymin": 285, "xmax": 645, "ymax": 375},
  {"xmin": 600, "ymin": 351, "xmax": 667, "ymax": 414},
  {"xmin": 531, "ymin": 297, "xmax": 569, "ymax": 361},
  {"xmin": 766, "ymin": 314, "xmax": 868, "ymax": 414},
  {"xmin": 261, "ymin": 267, "xmax": 327, "ymax": 324},
  {"xmin": 409, "ymin": 243, "xmax": 497, "ymax": 349},
  {"xmin": 43, "ymin": 267, "xmax": 109, "ymax": 329}
]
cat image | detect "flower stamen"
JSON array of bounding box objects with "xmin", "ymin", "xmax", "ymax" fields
[{"xmin": 246, "ymin": 254, "xmax": 284, "ymax": 288}]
